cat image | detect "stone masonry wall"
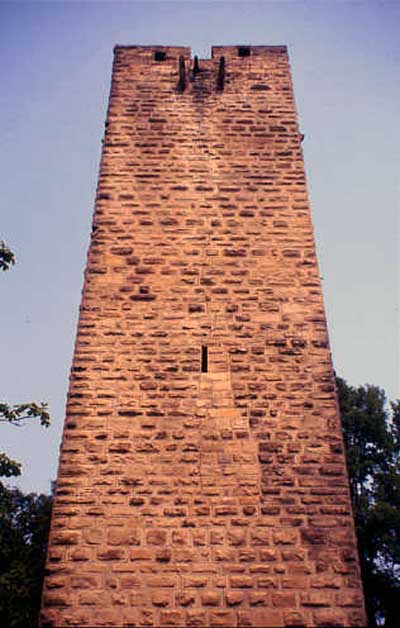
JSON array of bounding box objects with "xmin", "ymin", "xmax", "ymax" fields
[{"xmin": 41, "ymin": 45, "xmax": 366, "ymax": 627}]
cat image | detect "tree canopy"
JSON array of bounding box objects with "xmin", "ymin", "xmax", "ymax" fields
[
  {"xmin": 338, "ymin": 377, "xmax": 400, "ymax": 627},
  {"xmin": 0, "ymin": 237, "xmax": 52, "ymax": 626},
  {"xmin": 0, "ymin": 486, "xmax": 52, "ymax": 628}
]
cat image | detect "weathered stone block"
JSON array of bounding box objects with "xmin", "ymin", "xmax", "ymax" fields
[
  {"xmin": 147, "ymin": 529, "xmax": 167, "ymax": 545},
  {"xmin": 226, "ymin": 590, "xmax": 245, "ymax": 606},
  {"xmin": 238, "ymin": 608, "xmax": 284, "ymax": 627},
  {"xmin": 201, "ymin": 590, "xmax": 221, "ymax": 606},
  {"xmin": 186, "ymin": 610, "xmax": 208, "ymax": 626},
  {"xmin": 209, "ymin": 610, "xmax": 237, "ymax": 627},
  {"xmin": 159, "ymin": 610, "xmax": 185, "ymax": 626},
  {"xmin": 231, "ymin": 575, "xmax": 254, "ymax": 589},
  {"xmin": 151, "ymin": 591, "xmax": 171, "ymax": 607}
]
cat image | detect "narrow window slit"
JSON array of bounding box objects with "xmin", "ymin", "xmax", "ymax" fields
[
  {"xmin": 154, "ymin": 51, "xmax": 166, "ymax": 62},
  {"xmin": 238, "ymin": 46, "xmax": 250, "ymax": 58},
  {"xmin": 193, "ymin": 56, "xmax": 201, "ymax": 74},
  {"xmin": 201, "ymin": 346, "xmax": 208, "ymax": 373}
]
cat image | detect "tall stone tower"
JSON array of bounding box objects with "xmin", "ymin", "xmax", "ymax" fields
[{"xmin": 41, "ymin": 46, "xmax": 366, "ymax": 627}]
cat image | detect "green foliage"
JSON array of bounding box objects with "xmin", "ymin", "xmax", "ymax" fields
[
  {"xmin": 1, "ymin": 239, "xmax": 51, "ymax": 478},
  {"xmin": 0, "ymin": 486, "xmax": 52, "ymax": 628},
  {"xmin": 0, "ymin": 403, "xmax": 50, "ymax": 479},
  {"xmin": 0, "ymin": 235, "xmax": 53, "ymax": 626},
  {"xmin": 0, "ymin": 403, "xmax": 50, "ymax": 429},
  {"xmin": 338, "ymin": 377, "xmax": 400, "ymax": 627},
  {"xmin": 0, "ymin": 453, "xmax": 21, "ymax": 478},
  {"xmin": 0, "ymin": 240, "xmax": 15, "ymax": 271}
]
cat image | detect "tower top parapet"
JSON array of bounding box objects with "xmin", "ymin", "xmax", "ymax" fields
[{"xmin": 113, "ymin": 44, "xmax": 288, "ymax": 63}]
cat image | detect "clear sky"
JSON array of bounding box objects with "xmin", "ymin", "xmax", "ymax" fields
[{"xmin": 1, "ymin": 0, "xmax": 399, "ymax": 495}]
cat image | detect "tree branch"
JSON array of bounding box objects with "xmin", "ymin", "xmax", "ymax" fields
[
  {"xmin": 0, "ymin": 240, "xmax": 16, "ymax": 271},
  {"xmin": 0, "ymin": 402, "xmax": 50, "ymax": 428}
]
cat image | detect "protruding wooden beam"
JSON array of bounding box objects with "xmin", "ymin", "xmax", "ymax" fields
[
  {"xmin": 177, "ymin": 56, "xmax": 186, "ymax": 92},
  {"xmin": 193, "ymin": 55, "xmax": 200, "ymax": 74},
  {"xmin": 216, "ymin": 56, "xmax": 225, "ymax": 91}
]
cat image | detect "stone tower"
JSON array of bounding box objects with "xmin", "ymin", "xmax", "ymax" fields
[{"xmin": 41, "ymin": 46, "xmax": 366, "ymax": 627}]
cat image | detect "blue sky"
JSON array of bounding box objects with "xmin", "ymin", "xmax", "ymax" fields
[{"xmin": 1, "ymin": 0, "xmax": 399, "ymax": 494}]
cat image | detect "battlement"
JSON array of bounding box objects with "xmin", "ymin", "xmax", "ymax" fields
[
  {"xmin": 113, "ymin": 45, "xmax": 191, "ymax": 62},
  {"xmin": 211, "ymin": 45, "xmax": 288, "ymax": 59},
  {"xmin": 114, "ymin": 44, "xmax": 287, "ymax": 57},
  {"xmin": 112, "ymin": 44, "xmax": 291, "ymax": 97},
  {"xmin": 113, "ymin": 44, "xmax": 288, "ymax": 65}
]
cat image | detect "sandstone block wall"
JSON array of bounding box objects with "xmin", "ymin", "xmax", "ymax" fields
[{"xmin": 41, "ymin": 45, "xmax": 366, "ymax": 627}]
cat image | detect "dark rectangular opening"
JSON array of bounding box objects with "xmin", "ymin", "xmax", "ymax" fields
[
  {"xmin": 238, "ymin": 46, "xmax": 251, "ymax": 58},
  {"xmin": 154, "ymin": 51, "xmax": 167, "ymax": 62},
  {"xmin": 201, "ymin": 346, "xmax": 208, "ymax": 373}
]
